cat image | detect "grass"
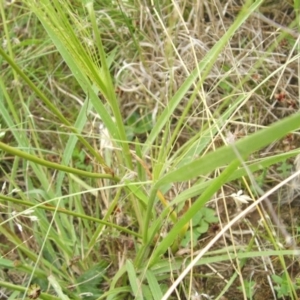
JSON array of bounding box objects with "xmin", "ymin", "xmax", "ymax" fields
[{"xmin": 1, "ymin": 0, "xmax": 300, "ymax": 299}]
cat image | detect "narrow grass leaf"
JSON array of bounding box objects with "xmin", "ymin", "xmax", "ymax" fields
[
  {"xmin": 86, "ymin": 2, "xmax": 132, "ymax": 168},
  {"xmin": 149, "ymin": 159, "xmax": 241, "ymax": 265},
  {"xmin": 100, "ymin": 286, "xmax": 132, "ymax": 300},
  {"xmin": 150, "ymin": 249, "xmax": 299, "ymax": 276},
  {"xmin": 143, "ymin": 0, "xmax": 264, "ymax": 155},
  {"xmin": 157, "ymin": 112, "xmax": 300, "ymax": 186},
  {"xmin": 168, "ymin": 148, "xmax": 299, "ymax": 206},
  {"xmin": 0, "ymin": 193, "xmax": 142, "ymax": 239},
  {"xmin": 48, "ymin": 275, "xmax": 71, "ymax": 300},
  {"xmin": 124, "ymin": 180, "xmax": 149, "ymax": 207},
  {"xmin": 0, "ymin": 258, "xmax": 14, "ymax": 269},
  {"xmin": 0, "ymin": 141, "xmax": 116, "ymax": 180},
  {"xmin": 145, "ymin": 270, "xmax": 163, "ymax": 300},
  {"xmin": 126, "ymin": 260, "xmax": 144, "ymax": 300},
  {"xmin": 0, "ymin": 280, "xmax": 60, "ymax": 300}
]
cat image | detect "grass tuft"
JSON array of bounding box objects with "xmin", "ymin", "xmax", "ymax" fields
[{"xmin": 1, "ymin": 0, "xmax": 300, "ymax": 299}]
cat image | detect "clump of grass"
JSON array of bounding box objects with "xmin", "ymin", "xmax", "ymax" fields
[{"xmin": 1, "ymin": 0, "xmax": 300, "ymax": 299}]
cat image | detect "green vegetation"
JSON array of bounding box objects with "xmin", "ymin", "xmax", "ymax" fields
[
  {"xmin": 238, "ymin": 279, "xmax": 256, "ymax": 299},
  {"xmin": 1, "ymin": 0, "xmax": 300, "ymax": 299},
  {"xmin": 272, "ymin": 272, "xmax": 299, "ymax": 299}
]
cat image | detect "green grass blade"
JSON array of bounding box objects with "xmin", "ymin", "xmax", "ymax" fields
[
  {"xmin": 48, "ymin": 275, "xmax": 71, "ymax": 300},
  {"xmin": 126, "ymin": 260, "xmax": 144, "ymax": 300},
  {"xmin": 0, "ymin": 46, "xmax": 110, "ymax": 171},
  {"xmin": 145, "ymin": 270, "xmax": 163, "ymax": 300},
  {"xmin": 149, "ymin": 159, "xmax": 241, "ymax": 265},
  {"xmin": 143, "ymin": 0, "xmax": 264, "ymax": 155},
  {"xmin": 157, "ymin": 112, "xmax": 300, "ymax": 186},
  {"xmin": 0, "ymin": 141, "xmax": 117, "ymax": 180},
  {"xmin": 86, "ymin": 2, "xmax": 132, "ymax": 169},
  {"xmin": 0, "ymin": 193, "xmax": 142, "ymax": 238}
]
